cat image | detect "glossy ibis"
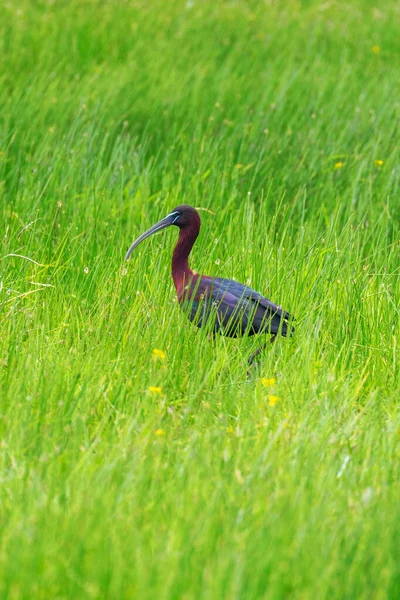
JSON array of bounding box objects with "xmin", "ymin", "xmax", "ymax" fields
[{"xmin": 126, "ymin": 205, "xmax": 294, "ymax": 361}]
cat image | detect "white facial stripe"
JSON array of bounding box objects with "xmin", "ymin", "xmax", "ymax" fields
[{"xmin": 167, "ymin": 210, "xmax": 180, "ymax": 224}]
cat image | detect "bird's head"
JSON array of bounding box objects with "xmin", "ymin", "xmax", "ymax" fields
[{"xmin": 125, "ymin": 205, "xmax": 201, "ymax": 260}]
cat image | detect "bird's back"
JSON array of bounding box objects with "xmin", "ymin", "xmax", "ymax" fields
[{"xmin": 179, "ymin": 275, "xmax": 294, "ymax": 338}]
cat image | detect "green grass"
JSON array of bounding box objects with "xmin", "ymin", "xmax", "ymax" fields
[{"xmin": 1, "ymin": 0, "xmax": 400, "ymax": 597}]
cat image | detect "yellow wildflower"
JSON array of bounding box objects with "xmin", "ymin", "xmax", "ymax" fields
[
  {"xmin": 152, "ymin": 348, "xmax": 166, "ymax": 360},
  {"xmin": 148, "ymin": 386, "xmax": 162, "ymax": 394},
  {"xmin": 268, "ymin": 395, "xmax": 280, "ymax": 406},
  {"xmin": 372, "ymin": 45, "xmax": 381, "ymax": 54},
  {"xmin": 155, "ymin": 429, "xmax": 165, "ymax": 436},
  {"xmin": 374, "ymin": 159, "xmax": 383, "ymax": 167},
  {"xmin": 226, "ymin": 426, "xmax": 234, "ymax": 434},
  {"xmin": 334, "ymin": 161, "xmax": 344, "ymax": 169},
  {"xmin": 235, "ymin": 469, "xmax": 244, "ymax": 485},
  {"xmin": 261, "ymin": 377, "xmax": 276, "ymax": 387}
]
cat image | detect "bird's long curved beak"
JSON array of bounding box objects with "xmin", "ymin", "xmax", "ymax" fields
[{"xmin": 125, "ymin": 213, "xmax": 178, "ymax": 261}]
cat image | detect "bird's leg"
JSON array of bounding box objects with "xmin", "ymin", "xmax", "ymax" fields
[
  {"xmin": 248, "ymin": 344, "xmax": 266, "ymax": 365},
  {"xmin": 247, "ymin": 335, "xmax": 277, "ymax": 367}
]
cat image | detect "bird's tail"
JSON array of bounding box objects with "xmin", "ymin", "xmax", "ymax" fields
[{"xmin": 281, "ymin": 318, "xmax": 295, "ymax": 337}]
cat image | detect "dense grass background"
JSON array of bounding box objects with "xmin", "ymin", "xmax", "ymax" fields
[{"xmin": 1, "ymin": 0, "xmax": 399, "ymax": 597}]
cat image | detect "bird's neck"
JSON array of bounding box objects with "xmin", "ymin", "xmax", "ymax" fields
[{"xmin": 172, "ymin": 225, "xmax": 199, "ymax": 295}]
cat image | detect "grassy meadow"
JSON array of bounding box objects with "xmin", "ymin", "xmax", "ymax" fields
[{"xmin": 1, "ymin": 0, "xmax": 400, "ymax": 597}]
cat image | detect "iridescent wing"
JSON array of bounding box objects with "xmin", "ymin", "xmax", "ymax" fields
[{"xmin": 180, "ymin": 276, "xmax": 293, "ymax": 337}]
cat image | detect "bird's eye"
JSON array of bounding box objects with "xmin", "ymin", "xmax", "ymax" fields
[{"xmin": 168, "ymin": 211, "xmax": 180, "ymax": 224}]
